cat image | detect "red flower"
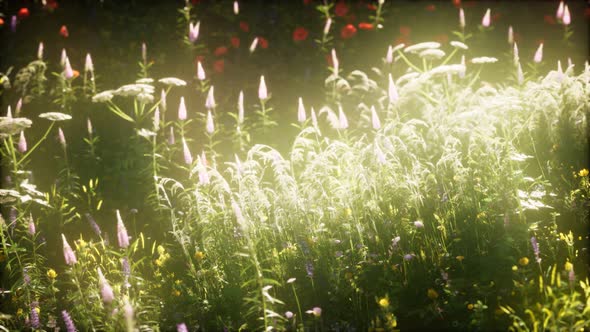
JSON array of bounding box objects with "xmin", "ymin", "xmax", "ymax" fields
[
  {"xmin": 72, "ymin": 70, "xmax": 80, "ymax": 78},
  {"xmin": 335, "ymin": 2, "xmax": 349, "ymax": 17},
  {"xmin": 45, "ymin": 0, "xmax": 59, "ymax": 10},
  {"xmin": 434, "ymin": 34, "xmax": 449, "ymax": 43},
  {"xmin": 340, "ymin": 24, "xmax": 357, "ymax": 39},
  {"xmin": 258, "ymin": 37, "xmax": 268, "ymax": 49},
  {"xmin": 18, "ymin": 8, "xmax": 30, "ymax": 19},
  {"xmin": 358, "ymin": 22, "xmax": 374, "ymax": 30},
  {"xmin": 230, "ymin": 36, "xmax": 240, "ymax": 48},
  {"xmin": 239, "ymin": 21, "xmax": 250, "ymax": 32},
  {"xmin": 214, "ymin": 46, "xmax": 228, "ymax": 56},
  {"xmin": 544, "ymin": 15, "xmax": 556, "ymax": 25},
  {"xmin": 425, "ymin": 4, "xmax": 436, "ymax": 12},
  {"xmin": 453, "ymin": 0, "xmax": 461, "ymax": 8},
  {"xmin": 0, "ymin": 18, "xmax": 4, "ymax": 27},
  {"xmin": 399, "ymin": 26, "xmax": 411, "ymax": 37},
  {"xmin": 303, "ymin": 0, "xmax": 312, "ymax": 4},
  {"xmin": 213, "ymin": 59, "xmax": 225, "ymax": 73},
  {"xmin": 293, "ymin": 27, "xmax": 309, "ymax": 41},
  {"xmin": 60, "ymin": 25, "xmax": 69, "ymax": 38},
  {"xmin": 367, "ymin": 4, "xmax": 377, "ymax": 10}
]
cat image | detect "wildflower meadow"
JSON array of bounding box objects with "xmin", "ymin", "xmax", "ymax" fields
[{"xmin": 0, "ymin": 0, "xmax": 589, "ymax": 331}]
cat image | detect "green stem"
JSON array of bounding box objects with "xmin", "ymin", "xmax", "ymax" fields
[{"xmin": 17, "ymin": 122, "xmax": 55, "ymax": 167}]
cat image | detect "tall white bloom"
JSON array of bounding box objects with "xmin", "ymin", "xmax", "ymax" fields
[
  {"xmin": 338, "ymin": 105, "xmax": 348, "ymax": 129},
  {"xmin": 85, "ymin": 53, "xmax": 94, "ymax": 72},
  {"xmin": 206, "ymin": 110, "xmax": 214, "ymax": 134},
  {"xmin": 481, "ymin": 8, "xmax": 491, "ymax": 27},
  {"xmin": 249, "ymin": 37, "xmax": 259, "ymax": 53},
  {"xmin": 182, "ymin": 137, "xmax": 192, "ymax": 165},
  {"xmin": 459, "ymin": 8, "xmax": 465, "ymax": 29},
  {"xmin": 189, "ymin": 22, "xmax": 200, "ymax": 43},
  {"xmin": 233, "ymin": 1, "xmax": 239, "ymax": 15},
  {"xmin": 297, "ymin": 97, "xmax": 306, "ymax": 123},
  {"xmin": 371, "ymin": 105, "xmax": 381, "ymax": 130},
  {"xmin": 533, "ymin": 43, "xmax": 543, "ymax": 63},
  {"xmin": 331, "ymin": 49, "xmax": 339, "ymax": 75},
  {"xmin": 178, "ymin": 97, "xmax": 187, "ymax": 120},
  {"xmin": 562, "ymin": 5, "xmax": 571, "ymax": 25},
  {"xmin": 388, "ymin": 73, "xmax": 398, "ymax": 103},
  {"xmin": 37, "ymin": 42, "xmax": 44, "ymax": 60},
  {"xmin": 323, "ymin": 18, "xmax": 332, "ymax": 35},
  {"xmin": 385, "ymin": 45, "xmax": 393, "ymax": 64},
  {"xmin": 258, "ymin": 76, "xmax": 268, "ymax": 100},
  {"xmin": 237, "ymin": 90, "xmax": 244, "ymax": 124},
  {"xmin": 153, "ymin": 107, "xmax": 160, "ymax": 131},
  {"xmin": 197, "ymin": 61, "xmax": 206, "ymax": 81},
  {"xmin": 507, "ymin": 26, "xmax": 514, "ymax": 44},
  {"xmin": 116, "ymin": 209, "xmax": 130, "ymax": 248},
  {"xmin": 556, "ymin": 1, "xmax": 564, "ymax": 20},
  {"xmin": 205, "ymin": 86, "xmax": 216, "ymax": 109}
]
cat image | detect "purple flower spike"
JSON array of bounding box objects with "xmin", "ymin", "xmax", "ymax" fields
[
  {"xmin": 30, "ymin": 302, "xmax": 40, "ymax": 329},
  {"xmin": 86, "ymin": 213, "xmax": 102, "ymax": 236},
  {"xmin": 62, "ymin": 310, "xmax": 76, "ymax": 332},
  {"xmin": 18, "ymin": 131, "xmax": 27, "ymax": 153},
  {"xmin": 62, "ymin": 234, "xmax": 77, "ymax": 265},
  {"xmin": 11, "ymin": 16, "xmax": 17, "ymax": 33},
  {"xmin": 177, "ymin": 323, "xmax": 189, "ymax": 332},
  {"xmin": 182, "ymin": 138, "xmax": 193, "ymax": 165},
  {"xmin": 116, "ymin": 210, "xmax": 130, "ymax": 249},
  {"xmin": 188, "ymin": 22, "xmax": 200, "ymax": 43},
  {"xmin": 531, "ymin": 236, "xmax": 541, "ymax": 263}
]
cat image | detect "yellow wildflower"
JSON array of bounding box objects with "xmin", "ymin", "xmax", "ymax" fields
[
  {"xmin": 194, "ymin": 251, "xmax": 205, "ymax": 261},
  {"xmin": 16, "ymin": 308, "xmax": 23, "ymax": 316},
  {"xmin": 467, "ymin": 303, "xmax": 474, "ymax": 310},
  {"xmin": 345, "ymin": 208, "xmax": 352, "ymax": 217},
  {"xmin": 47, "ymin": 269, "xmax": 57, "ymax": 279},
  {"xmin": 456, "ymin": 256, "xmax": 465, "ymax": 262},
  {"xmin": 519, "ymin": 257, "xmax": 529, "ymax": 266},
  {"xmin": 157, "ymin": 245, "xmax": 165, "ymax": 255},
  {"xmin": 378, "ymin": 297, "xmax": 389, "ymax": 308},
  {"xmin": 512, "ymin": 265, "xmax": 518, "ymax": 271},
  {"xmin": 427, "ymin": 288, "xmax": 439, "ymax": 299},
  {"xmin": 175, "ymin": 280, "xmax": 182, "ymax": 285},
  {"xmin": 579, "ymin": 169, "xmax": 589, "ymax": 177},
  {"xmin": 564, "ymin": 261, "xmax": 573, "ymax": 272},
  {"xmin": 173, "ymin": 290, "xmax": 181, "ymax": 297}
]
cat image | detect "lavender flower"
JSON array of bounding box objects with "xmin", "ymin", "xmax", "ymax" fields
[
  {"xmin": 28, "ymin": 219, "xmax": 36, "ymax": 236},
  {"xmin": 198, "ymin": 155, "xmax": 210, "ymax": 185},
  {"xmin": 64, "ymin": 57, "xmax": 74, "ymax": 79},
  {"xmin": 182, "ymin": 138, "xmax": 192, "ymax": 165},
  {"xmin": 121, "ymin": 257, "xmax": 131, "ymax": 279},
  {"xmin": 62, "ymin": 234, "xmax": 77, "ymax": 265},
  {"xmin": 306, "ymin": 307, "xmax": 322, "ymax": 317},
  {"xmin": 534, "ymin": 43, "xmax": 543, "ymax": 63},
  {"xmin": 388, "ymin": 73, "xmax": 399, "ymax": 103},
  {"xmin": 305, "ymin": 262, "xmax": 314, "ymax": 278},
  {"xmin": 297, "ymin": 97, "xmax": 306, "ymax": 123},
  {"xmin": 206, "ymin": 110, "xmax": 214, "ymax": 134},
  {"xmin": 177, "ymin": 323, "xmax": 188, "ymax": 332},
  {"xmin": 414, "ymin": 220, "xmax": 424, "ymax": 228},
  {"xmin": 18, "ymin": 131, "xmax": 27, "ymax": 153},
  {"xmin": 258, "ymin": 76, "xmax": 268, "ymax": 100},
  {"xmin": 530, "ymin": 236, "xmax": 541, "ymax": 263},
  {"xmin": 98, "ymin": 268, "xmax": 115, "ymax": 303},
  {"xmin": 197, "ymin": 61, "xmax": 206, "ymax": 81},
  {"xmin": 168, "ymin": 127, "xmax": 175, "ymax": 145},
  {"xmin": 459, "ymin": 8, "xmax": 465, "ymax": 29},
  {"xmin": 62, "ymin": 310, "xmax": 76, "ymax": 332},
  {"xmin": 58, "ymin": 127, "xmax": 66, "ymax": 147},
  {"xmin": 371, "ymin": 105, "xmax": 381, "ymax": 130},
  {"xmin": 23, "ymin": 268, "xmax": 31, "ymax": 285},
  {"xmin": 403, "ymin": 253, "xmax": 414, "ymax": 261},
  {"xmin": 85, "ymin": 213, "xmax": 102, "ymax": 236},
  {"xmin": 237, "ymin": 91, "xmax": 244, "ymax": 124},
  {"xmin": 10, "ymin": 15, "xmax": 17, "ymax": 33},
  {"xmin": 188, "ymin": 22, "xmax": 200, "ymax": 43},
  {"xmin": 178, "ymin": 97, "xmax": 187, "ymax": 120},
  {"xmin": 30, "ymin": 302, "xmax": 40, "ymax": 329},
  {"xmin": 481, "ymin": 8, "xmax": 491, "ymax": 27},
  {"xmin": 285, "ymin": 311, "xmax": 294, "ymax": 319},
  {"xmin": 205, "ymin": 86, "xmax": 216, "ymax": 109},
  {"xmin": 116, "ymin": 210, "xmax": 130, "ymax": 248},
  {"xmin": 15, "ymin": 98, "xmax": 22, "ymax": 116},
  {"xmin": 337, "ymin": 105, "xmax": 348, "ymax": 129},
  {"xmin": 310, "ymin": 107, "xmax": 318, "ymax": 128}
]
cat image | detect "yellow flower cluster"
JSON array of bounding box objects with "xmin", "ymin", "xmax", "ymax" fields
[
  {"xmin": 378, "ymin": 297, "xmax": 389, "ymax": 308},
  {"xmin": 579, "ymin": 169, "xmax": 589, "ymax": 177},
  {"xmin": 155, "ymin": 245, "xmax": 170, "ymax": 267},
  {"xmin": 47, "ymin": 269, "xmax": 58, "ymax": 279}
]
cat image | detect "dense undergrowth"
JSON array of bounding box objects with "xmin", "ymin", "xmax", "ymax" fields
[{"xmin": 0, "ymin": 0, "xmax": 589, "ymax": 331}]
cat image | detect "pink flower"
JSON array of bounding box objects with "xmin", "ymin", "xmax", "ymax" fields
[
  {"xmin": 297, "ymin": 97, "xmax": 306, "ymax": 123},
  {"xmin": 98, "ymin": 268, "xmax": 115, "ymax": 303},
  {"xmin": 388, "ymin": 73, "xmax": 398, "ymax": 103},
  {"xmin": 459, "ymin": 8, "xmax": 465, "ymax": 29},
  {"xmin": 481, "ymin": 8, "xmax": 491, "ymax": 27},
  {"xmin": 178, "ymin": 97, "xmax": 187, "ymax": 120},
  {"xmin": 116, "ymin": 210, "xmax": 130, "ymax": 249},
  {"xmin": 258, "ymin": 76, "xmax": 268, "ymax": 100},
  {"xmin": 534, "ymin": 43, "xmax": 543, "ymax": 63},
  {"xmin": 62, "ymin": 234, "xmax": 77, "ymax": 265},
  {"xmin": 189, "ymin": 22, "xmax": 200, "ymax": 43},
  {"xmin": 556, "ymin": 1, "xmax": 564, "ymax": 20},
  {"xmin": 206, "ymin": 110, "xmax": 214, "ymax": 134},
  {"xmin": 58, "ymin": 127, "xmax": 66, "ymax": 147},
  {"xmin": 563, "ymin": 5, "xmax": 571, "ymax": 25},
  {"xmin": 85, "ymin": 53, "xmax": 94, "ymax": 72},
  {"xmin": 371, "ymin": 106, "xmax": 381, "ymax": 130},
  {"xmin": 18, "ymin": 131, "xmax": 27, "ymax": 153},
  {"xmin": 197, "ymin": 61, "xmax": 206, "ymax": 80},
  {"xmin": 182, "ymin": 137, "xmax": 193, "ymax": 165}
]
